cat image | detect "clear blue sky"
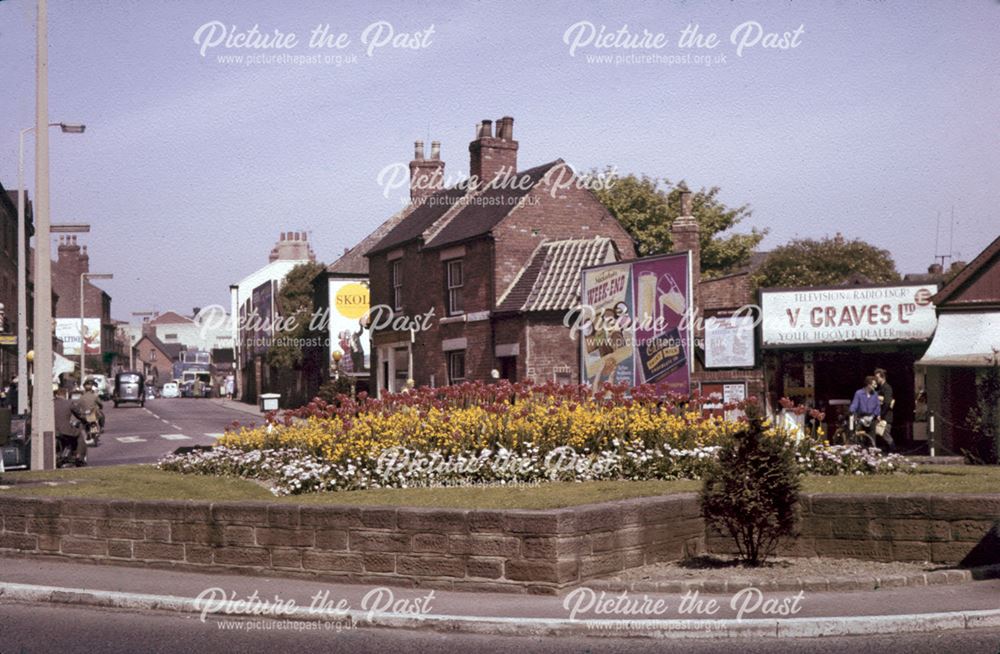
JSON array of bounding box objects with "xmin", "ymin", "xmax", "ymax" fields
[{"xmin": 1, "ymin": 0, "xmax": 998, "ymax": 317}]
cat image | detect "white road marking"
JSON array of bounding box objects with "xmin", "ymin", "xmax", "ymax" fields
[
  {"xmin": 204, "ymin": 433, "xmax": 224, "ymax": 439},
  {"xmin": 116, "ymin": 436, "xmax": 147, "ymax": 443},
  {"xmin": 170, "ymin": 424, "xmax": 182, "ymax": 430},
  {"xmin": 160, "ymin": 434, "xmax": 190, "ymax": 441},
  {"xmin": 160, "ymin": 419, "xmax": 170, "ymax": 424}
]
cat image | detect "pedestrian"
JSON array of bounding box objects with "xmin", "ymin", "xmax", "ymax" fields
[
  {"xmin": 874, "ymin": 368, "xmax": 895, "ymax": 451},
  {"xmin": 225, "ymin": 375, "xmax": 234, "ymax": 400},
  {"xmin": 849, "ymin": 375, "xmax": 881, "ymax": 445}
]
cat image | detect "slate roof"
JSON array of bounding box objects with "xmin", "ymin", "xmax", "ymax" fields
[
  {"xmin": 137, "ymin": 332, "xmax": 184, "ymax": 361},
  {"xmin": 932, "ymin": 234, "xmax": 1000, "ymax": 306},
  {"xmin": 496, "ymin": 237, "xmax": 618, "ymax": 313},
  {"xmin": 424, "ymin": 161, "xmax": 561, "ymax": 249},
  {"xmin": 367, "ymin": 187, "xmax": 468, "ymax": 256},
  {"xmin": 365, "ymin": 160, "xmax": 563, "ymax": 256}
]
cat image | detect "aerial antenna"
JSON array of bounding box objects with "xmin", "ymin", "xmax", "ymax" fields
[{"xmin": 933, "ymin": 209, "xmax": 952, "ymax": 270}]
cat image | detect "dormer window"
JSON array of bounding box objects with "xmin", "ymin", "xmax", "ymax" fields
[{"xmin": 447, "ymin": 259, "xmax": 463, "ymax": 315}]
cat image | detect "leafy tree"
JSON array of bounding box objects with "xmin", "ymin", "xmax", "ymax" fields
[
  {"xmin": 591, "ymin": 170, "xmax": 766, "ymax": 278},
  {"xmin": 752, "ymin": 234, "xmax": 900, "ymax": 289},
  {"xmin": 964, "ymin": 350, "xmax": 1000, "ymax": 464},
  {"xmin": 266, "ymin": 261, "xmax": 326, "ymax": 369}
]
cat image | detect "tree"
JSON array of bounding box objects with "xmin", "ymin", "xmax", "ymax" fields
[
  {"xmin": 266, "ymin": 261, "xmax": 326, "ymax": 369},
  {"xmin": 752, "ymin": 234, "xmax": 900, "ymax": 289},
  {"xmin": 591, "ymin": 170, "xmax": 766, "ymax": 278}
]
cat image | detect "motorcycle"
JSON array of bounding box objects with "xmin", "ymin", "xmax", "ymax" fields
[
  {"xmin": 79, "ymin": 409, "xmax": 103, "ymax": 447},
  {"xmin": 56, "ymin": 427, "xmax": 85, "ymax": 468}
]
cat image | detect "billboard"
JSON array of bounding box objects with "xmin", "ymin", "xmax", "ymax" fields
[
  {"xmin": 328, "ymin": 279, "xmax": 371, "ymax": 374},
  {"xmin": 580, "ymin": 252, "xmax": 692, "ymax": 393},
  {"xmin": 56, "ymin": 318, "xmax": 102, "ymax": 356},
  {"xmin": 760, "ymin": 284, "xmax": 938, "ymax": 347}
]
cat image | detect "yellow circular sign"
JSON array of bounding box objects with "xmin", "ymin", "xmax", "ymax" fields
[{"xmin": 335, "ymin": 282, "xmax": 370, "ymax": 320}]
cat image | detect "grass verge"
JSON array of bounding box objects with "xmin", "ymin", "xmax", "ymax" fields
[{"xmin": 1, "ymin": 465, "xmax": 997, "ymax": 510}]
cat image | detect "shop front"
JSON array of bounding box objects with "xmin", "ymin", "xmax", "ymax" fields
[{"xmin": 760, "ymin": 283, "xmax": 939, "ymax": 450}]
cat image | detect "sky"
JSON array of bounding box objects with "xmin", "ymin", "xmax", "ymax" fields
[{"xmin": 1, "ymin": 0, "xmax": 998, "ymax": 319}]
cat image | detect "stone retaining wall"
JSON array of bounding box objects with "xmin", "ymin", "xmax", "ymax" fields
[
  {"xmin": 0, "ymin": 494, "xmax": 703, "ymax": 594},
  {"xmin": 706, "ymin": 493, "xmax": 1000, "ymax": 567},
  {"xmin": 1, "ymin": 493, "xmax": 996, "ymax": 593}
]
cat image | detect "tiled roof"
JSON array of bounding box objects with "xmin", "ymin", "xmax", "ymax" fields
[
  {"xmin": 932, "ymin": 234, "xmax": 1000, "ymax": 306},
  {"xmin": 137, "ymin": 332, "xmax": 184, "ymax": 360},
  {"xmin": 424, "ymin": 161, "xmax": 561, "ymax": 249},
  {"xmin": 366, "ymin": 187, "xmax": 468, "ymax": 256},
  {"xmin": 497, "ymin": 237, "xmax": 618, "ymax": 313},
  {"xmin": 148, "ymin": 311, "xmax": 193, "ymax": 325}
]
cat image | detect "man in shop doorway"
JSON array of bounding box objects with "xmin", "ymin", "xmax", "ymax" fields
[
  {"xmin": 874, "ymin": 368, "xmax": 895, "ymax": 452},
  {"xmin": 849, "ymin": 375, "xmax": 881, "ymax": 445}
]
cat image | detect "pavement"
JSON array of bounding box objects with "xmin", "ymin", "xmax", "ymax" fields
[
  {"xmin": 206, "ymin": 397, "xmax": 265, "ymax": 418},
  {"xmin": 1, "ymin": 556, "xmax": 998, "ymax": 639}
]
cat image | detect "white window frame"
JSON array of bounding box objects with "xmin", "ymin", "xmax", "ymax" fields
[
  {"xmin": 447, "ymin": 259, "xmax": 464, "ymax": 316},
  {"xmin": 448, "ymin": 350, "xmax": 466, "ymax": 385}
]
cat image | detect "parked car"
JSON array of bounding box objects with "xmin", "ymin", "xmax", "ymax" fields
[
  {"xmin": 84, "ymin": 374, "xmax": 111, "ymax": 400},
  {"xmin": 160, "ymin": 382, "xmax": 180, "ymax": 399}
]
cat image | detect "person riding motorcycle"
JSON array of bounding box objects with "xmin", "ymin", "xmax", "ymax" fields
[
  {"xmin": 55, "ymin": 391, "xmax": 86, "ymax": 466},
  {"xmin": 72, "ymin": 380, "xmax": 104, "ymax": 445}
]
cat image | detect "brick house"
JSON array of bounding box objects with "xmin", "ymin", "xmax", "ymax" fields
[
  {"xmin": 133, "ymin": 332, "xmax": 183, "ymax": 385},
  {"xmin": 52, "ymin": 235, "xmax": 115, "ymax": 373},
  {"xmin": 363, "ymin": 116, "xmax": 636, "ymax": 393}
]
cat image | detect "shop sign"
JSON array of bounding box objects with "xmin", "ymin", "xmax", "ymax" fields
[{"xmin": 761, "ymin": 284, "xmax": 938, "ymax": 347}]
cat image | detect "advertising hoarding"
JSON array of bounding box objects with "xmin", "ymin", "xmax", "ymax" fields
[
  {"xmin": 580, "ymin": 252, "xmax": 692, "ymax": 392},
  {"xmin": 328, "ymin": 279, "xmax": 371, "ymax": 374},
  {"xmin": 55, "ymin": 318, "xmax": 101, "ymax": 356}
]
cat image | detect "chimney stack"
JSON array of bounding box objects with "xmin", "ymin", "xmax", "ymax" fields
[
  {"xmin": 928, "ymin": 263, "xmax": 943, "ymax": 275},
  {"xmin": 469, "ymin": 115, "xmax": 517, "ymax": 188},
  {"xmin": 670, "ymin": 185, "xmax": 700, "ymax": 319},
  {"xmin": 409, "ymin": 139, "xmax": 445, "ymax": 203}
]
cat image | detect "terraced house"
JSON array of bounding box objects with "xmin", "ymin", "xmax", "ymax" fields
[{"xmin": 358, "ymin": 116, "xmax": 636, "ymax": 394}]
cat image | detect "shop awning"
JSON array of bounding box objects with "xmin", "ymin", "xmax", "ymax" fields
[
  {"xmin": 917, "ymin": 312, "xmax": 1000, "ymax": 367},
  {"xmin": 53, "ymin": 352, "xmax": 77, "ymax": 379}
]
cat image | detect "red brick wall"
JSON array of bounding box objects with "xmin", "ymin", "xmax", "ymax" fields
[
  {"xmin": 493, "ymin": 164, "xmax": 636, "ymax": 302},
  {"xmin": 525, "ymin": 318, "xmax": 578, "ymax": 384}
]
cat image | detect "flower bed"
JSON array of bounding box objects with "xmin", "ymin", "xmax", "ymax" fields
[{"xmin": 158, "ymin": 382, "xmax": 913, "ymax": 495}]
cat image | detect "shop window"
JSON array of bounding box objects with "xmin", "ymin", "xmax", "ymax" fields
[
  {"xmin": 447, "ymin": 259, "xmax": 463, "ymax": 316},
  {"xmin": 448, "ymin": 351, "xmax": 466, "ymax": 385}
]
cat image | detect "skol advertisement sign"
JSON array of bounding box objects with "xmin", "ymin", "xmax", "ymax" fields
[
  {"xmin": 580, "ymin": 252, "xmax": 692, "ymax": 393},
  {"xmin": 328, "ymin": 279, "xmax": 371, "ymax": 374}
]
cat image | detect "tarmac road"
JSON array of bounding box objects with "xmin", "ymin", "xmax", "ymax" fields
[{"xmin": 83, "ymin": 398, "xmax": 263, "ymax": 466}]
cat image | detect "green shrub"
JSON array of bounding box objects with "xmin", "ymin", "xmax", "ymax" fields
[{"xmin": 700, "ymin": 411, "xmax": 801, "ymax": 565}]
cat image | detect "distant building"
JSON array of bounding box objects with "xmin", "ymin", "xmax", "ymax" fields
[
  {"xmin": 51, "ymin": 235, "xmax": 115, "ymax": 374},
  {"xmin": 134, "ymin": 332, "xmax": 184, "ymax": 385},
  {"xmin": 230, "ymin": 232, "xmax": 317, "ymax": 403},
  {"xmin": 0, "ymin": 184, "xmax": 32, "ymax": 386}
]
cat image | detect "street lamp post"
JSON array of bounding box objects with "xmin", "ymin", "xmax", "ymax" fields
[
  {"xmin": 80, "ymin": 273, "xmax": 113, "ymax": 381},
  {"xmin": 17, "ymin": 123, "xmax": 85, "ymax": 417}
]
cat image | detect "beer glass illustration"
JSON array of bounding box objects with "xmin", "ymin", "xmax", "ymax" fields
[
  {"xmin": 637, "ymin": 271, "xmax": 657, "ymax": 328},
  {"xmin": 659, "ymin": 273, "xmax": 686, "ymax": 316}
]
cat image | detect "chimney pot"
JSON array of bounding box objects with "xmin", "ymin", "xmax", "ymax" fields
[
  {"xmin": 430, "ymin": 141, "xmax": 441, "ymax": 160},
  {"xmin": 928, "ymin": 263, "xmax": 943, "ymax": 274},
  {"xmin": 478, "ymin": 120, "xmax": 493, "ymax": 139},
  {"xmin": 414, "ymin": 140, "xmax": 425, "ymax": 161},
  {"xmin": 497, "ymin": 116, "xmax": 514, "ymax": 140}
]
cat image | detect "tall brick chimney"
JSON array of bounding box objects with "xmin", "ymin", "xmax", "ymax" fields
[
  {"xmin": 670, "ymin": 187, "xmax": 700, "ymax": 312},
  {"xmin": 409, "ymin": 140, "xmax": 445, "ymax": 202},
  {"xmin": 469, "ymin": 116, "xmax": 517, "ymax": 188}
]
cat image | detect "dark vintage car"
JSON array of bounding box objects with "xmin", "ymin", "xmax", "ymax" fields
[{"xmin": 113, "ymin": 371, "xmax": 145, "ymax": 408}]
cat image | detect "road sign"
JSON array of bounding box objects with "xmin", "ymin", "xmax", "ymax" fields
[{"xmin": 0, "ymin": 335, "xmax": 16, "ymax": 346}]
